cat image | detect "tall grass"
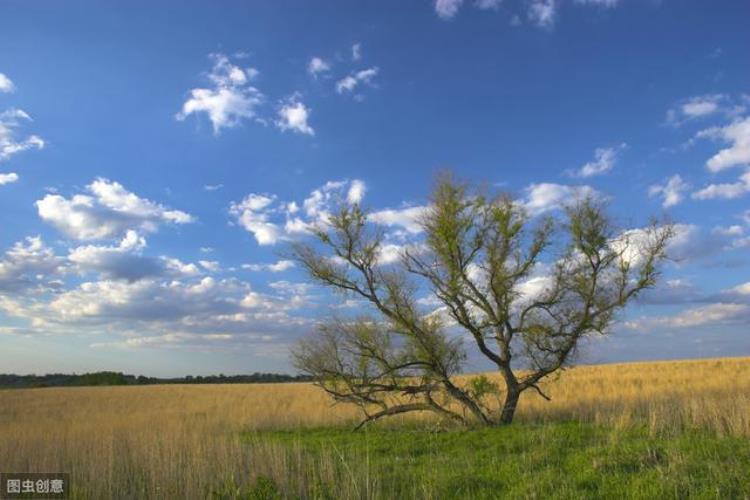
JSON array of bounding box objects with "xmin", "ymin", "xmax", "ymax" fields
[{"xmin": 0, "ymin": 357, "xmax": 748, "ymax": 498}]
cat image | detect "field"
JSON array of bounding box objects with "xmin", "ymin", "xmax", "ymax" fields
[{"xmin": 1, "ymin": 357, "xmax": 749, "ymax": 499}]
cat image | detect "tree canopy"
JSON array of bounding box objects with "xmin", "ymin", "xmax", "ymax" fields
[{"xmin": 291, "ymin": 174, "xmax": 673, "ymax": 428}]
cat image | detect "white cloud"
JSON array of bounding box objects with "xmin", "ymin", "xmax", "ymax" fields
[
  {"xmin": 46, "ymin": 278, "xmax": 282, "ymax": 326},
  {"xmin": 284, "ymin": 216, "xmax": 312, "ymax": 235},
  {"xmin": 336, "ymin": 67, "xmax": 379, "ymax": 94},
  {"xmin": 648, "ymin": 174, "xmax": 689, "ymax": 208},
  {"xmin": 0, "ymin": 268, "xmax": 314, "ymax": 350},
  {"xmin": 627, "ymin": 303, "xmax": 750, "ymax": 330},
  {"xmin": 242, "ymin": 260, "xmax": 295, "ymax": 272},
  {"xmin": 439, "ymin": 0, "xmax": 618, "ymax": 25},
  {"xmin": 68, "ymin": 231, "xmax": 200, "ymax": 282},
  {"xmin": 377, "ymin": 243, "xmax": 406, "ymax": 265},
  {"xmin": 0, "ymin": 172, "xmax": 19, "ymax": 185},
  {"xmin": 666, "ymin": 94, "xmax": 744, "ymax": 126},
  {"xmin": 682, "ymin": 96, "xmax": 721, "ymax": 118},
  {"xmin": 696, "ymin": 117, "xmax": 750, "ymax": 173},
  {"xmin": 229, "ymin": 193, "xmax": 283, "ymax": 245},
  {"xmin": 436, "ymin": 0, "xmax": 507, "ymax": 18},
  {"xmin": 231, "ymin": 180, "xmax": 366, "ymax": 244},
  {"xmin": 204, "ymin": 184, "xmax": 223, "ymax": 191},
  {"xmin": 369, "ymin": 205, "xmax": 428, "ymax": 234},
  {"xmin": 475, "ymin": 0, "xmax": 503, "ymax": 9},
  {"xmin": 176, "ymin": 53, "xmax": 264, "ymax": 134},
  {"xmin": 198, "ymin": 260, "xmax": 221, "ymax": 273},
  {"xmin": 528, "ymin": 0, "xmax": 558, "ymax": 28},
  {"xmin": 435, "ymin": 0, "xmax": 464, "ymax": 19},
  {"xmin": 0, "ymin": 237, "xmax": 65, "ymax": 293},
  {"xmin": 351, "ymin": 43, "xmax": 362, "ymax": 61},
  {"xmin": 691, "ymin": 170, "xmax": 750, "ymax": 200},
  {"xmin": 637, "ymin": 278, "xmax": 703, "ymax": 306},
  {"xmin": 0, "ymin": 109, "xmax": 45, "ymax": 162},
  {"xmin": 302, "ymin": 180, "xmax": 347, "ymax": 218},
  {"xmin": 726, "ymin": 282, "xmax": 750, "ymax": 297},
  {"xmin": 347, "ymin": 179, "xmax": 366, "ymax": 204},
  {"xmin": 712, "ymin": 225, "xmax": 744, "ymax": 237},
  {"xmin": 728, "ymin": 236, "xmax": 750, "ymax": 250},
  {"xmin": 522, "ymin": 182, "xmax": 599, "ymax": 216},
  {"xmin": 569, "ymin": 143, "xmax": 626, "ymax": 177},
  {"xmin": 275, "ymin": 97, "xmax": 314, "ymax": 136},
  {"xmin": 574, "ymin": 0, "xmax": 619, "ymax": 6},
  {"xmin": 36, "ymin": 178, "xmax": 194, "ymax": 241},
  {"xmin": 0, "ymin": 73, "xmax": 14, "ymax": 93},
  {"xmin": 307, "ymin": 57, "xmax": 331, "ymax": 78}
]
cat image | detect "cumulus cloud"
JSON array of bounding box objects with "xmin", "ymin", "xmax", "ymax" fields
[
  {"xmin": 648, "ymin": 223, "xmax": 727, "ymax": 264},
  {"xmin": 666, "ymin": 94, "xmax": 745, "ymax": 126},
  {"xmin": 574, "ymin": 0, "xmax": 619, "ymax": 6},
  {"xmin": 242, "ymin": 260, "xmax": 295, "ymax": 272},
  {"xmin": 275, "ymin": 96, "xmax": 314, "ymax": 135},
  {"xmin": 176, "ymin": 53, "xmax": 263, "ymax": 134},
  {"xmin": 637, "ymin": 278, "xmax": 704, "ymax": 306},
  {"xmin": 438, "ymin": 0, "xmax": 616, "ymax": 24},
  {"xmin": 435, "ymin": 0, "xmax": 508, "ymax": 18},
  {"xmin": 0, "ymin": 234, "xmax": 316, "ymax": 352},
  {"xmin": 301, "ymin": 180, "xmax": 352, "ymax": 220},
  {"xmin": 68, "ymin": 231, "xmax": 200, "ymax": 281},
  {"xmin": 336, "ymin": 67, "xmax": 379, "ymax": 94},
  {"xmin": 347, "ymin": 179, "xmax": 366, "ymax": 204},
  {"xmin": 0, "ymin": 172, "xmax": 19, "ymax": 185},
  {"xmin": 231, "ymin": 180, "xmax": 366, "ymax": 245},
  {"xmin": 229, "ymin": 193, "xmax": 283, "ymax": 245},
  {"xmin": 369, "ymin": 205, "xmax": 428, "ymax": 234},
  {"xmin": 528, "ymin": 0, "xmax": 558, "ymax": 28},
  {"xmin": 695, "ymin": 116, "xmax": 750, "ymax": 173},
  {"xmin": 0, "ymin": 73, "xmax": 14, "ymax": 93},
  {"xmin": 351, "ymin": 43, "xmax": 362, "ymax": 61},
  {"xmin": 569, "ymin": 143, "xmax": 627, "ymax": 177},
  {"xmin": 692, "ymin": 170, "xmax": 750, "ymax": 201},
  {"xmin": 522, "ymin": 182, "xmax": 599, "ymax": 216},
  {"xmin": 48, "ymin": 278, "xmax": 295, "ymax": 328},
  {"xmin": 476, "ymin": 0, "xmax": 503, "ymax": 9},
  {"xmin": 626, "ymin": 302, "xmax": 750, "ymax": 331},
  {"xmin": 0, "ymin": 268, "xmax": 315, "ymax": 351},
  {"xmin": 0, "ymin": 237, "xmax": 66, "ymax": 293},
  {"xmin": 307, "ymin": 57, "xmax": 331, "ymax": 78},
  {"xmin": 36, "ymin": 178, "xmax": 194, "ymax": 241},
  {"xmin": 722, "ymin": 281, "xmax": 750, "ymax": 299},
  {"xmin": 199, "ymin": 260, "xmax": 221, "ymax": 273},
  {"xmin": 435, "ymin": 0, "xmax": 464, "ymax": 18},
  {"xmin": 204, "ymin": 184, "xmax": 223, "ymax": 191},
  {"xmin": 649, "ymin": 174, "xmax": 689, "ymax": 208},
  {"xmin": 0, "ymin": 108, "xmax": 45, "ymax": 162},
  {"xmin": 712, "ymin": 225, "xmax": 744, "ymax": 237}
]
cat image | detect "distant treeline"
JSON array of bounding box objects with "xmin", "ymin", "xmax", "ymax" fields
[{"xmin": 0, "ymin": 371, "xmax": 312, "ymax": 389}]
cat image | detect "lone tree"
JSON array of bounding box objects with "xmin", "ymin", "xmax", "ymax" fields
[{"xmin": 291, "ymin": 175, "xmax": 673, "ymax": 428}]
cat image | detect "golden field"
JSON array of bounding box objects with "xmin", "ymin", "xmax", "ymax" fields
[{"xmin": 1, "ymin": 356, "xmax": 749, "ymax": 498}]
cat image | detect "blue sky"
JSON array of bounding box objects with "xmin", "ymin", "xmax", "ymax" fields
[{"xmin": 1, "ymin": 0, "xmax": 748, "ymax": 376}]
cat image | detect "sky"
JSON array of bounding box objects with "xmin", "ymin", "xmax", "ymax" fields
[{"xmin": 0, "ymin": 0, "xmax": 748, "ymax": 376}]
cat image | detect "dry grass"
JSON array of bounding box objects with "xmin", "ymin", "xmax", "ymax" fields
[{"xmin": 0, "ymin": 356, "xmax": 748, "ymax": 498}]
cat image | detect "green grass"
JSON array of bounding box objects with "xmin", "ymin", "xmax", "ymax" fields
[{"xmin": 244, "ymin": 422, "xmax": 750, "ymax": 499}]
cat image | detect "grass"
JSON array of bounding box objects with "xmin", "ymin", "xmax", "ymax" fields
[
  {"xmin": 253, "ymin": 423, "xmax": 750, "ymax": 499},
  {"xmin": 1, "ymin": 356, "xmax": 749, "ymax": 498}
]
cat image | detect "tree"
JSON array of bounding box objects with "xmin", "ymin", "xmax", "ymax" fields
[{"xmin": 291, "ymin": 174, "xmax": 673, "ymax": 429}]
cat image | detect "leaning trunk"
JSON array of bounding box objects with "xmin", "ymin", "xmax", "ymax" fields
[{"xmin": 499, "ymin": 389, "xmax": 520, "ymax": 425}]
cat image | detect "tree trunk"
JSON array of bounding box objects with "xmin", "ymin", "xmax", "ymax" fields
[{"xmin": 499, "ymin": 389, "xmax": 520, "ymax": 425}]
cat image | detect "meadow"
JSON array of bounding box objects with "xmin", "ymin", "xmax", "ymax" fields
[{"xmin": 1, "ymin": 356, "xmax": 749, "ymax": 498}]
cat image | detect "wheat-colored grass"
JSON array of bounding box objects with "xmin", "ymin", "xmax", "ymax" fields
[{"xmin": 0, "ymin": 357, "xmax": 748, "ymax": 498}]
